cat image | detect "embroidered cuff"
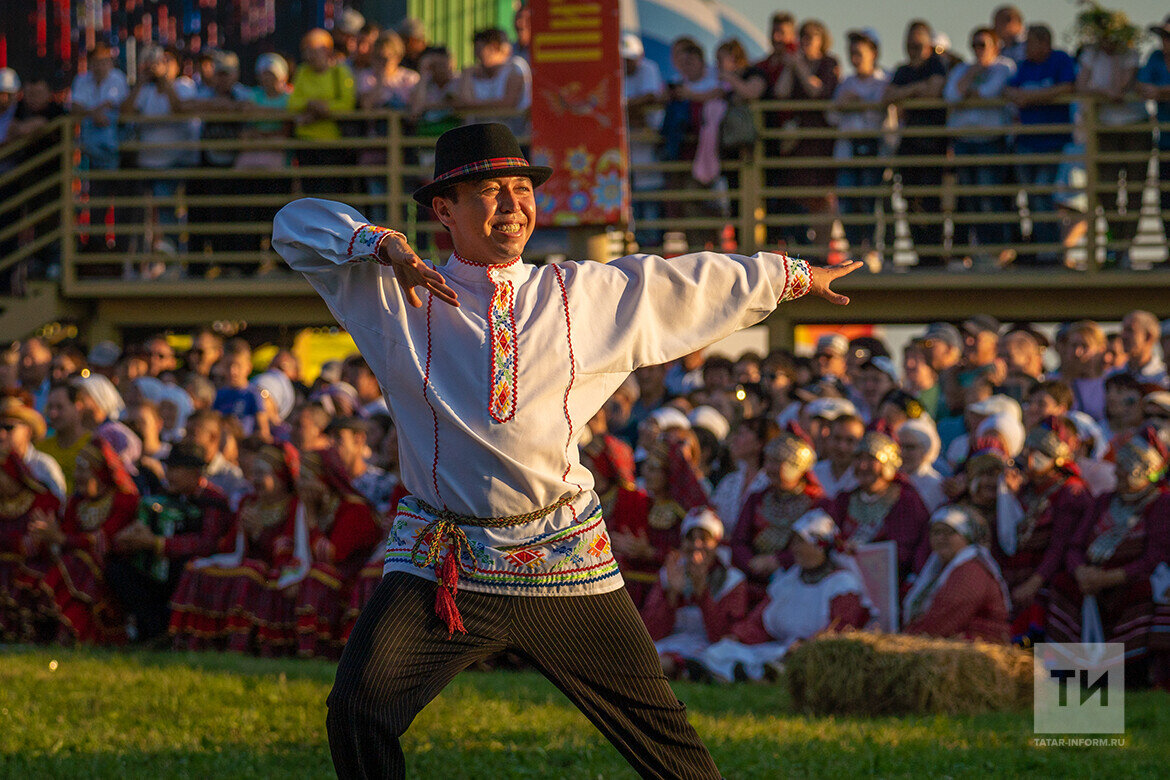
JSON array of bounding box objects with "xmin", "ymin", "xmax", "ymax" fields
[
  {"xmin": 781, "ymin": 257, "xmax": 812, "ymax": 302},
  {"xmin": 346, "ymin": 224, "xmax": 405, "ymax": 264}
]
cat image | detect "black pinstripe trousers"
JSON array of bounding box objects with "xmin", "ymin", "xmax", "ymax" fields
[{"xmin": 326, "ymin": 572, "xmax": 722, "ymax": 779}]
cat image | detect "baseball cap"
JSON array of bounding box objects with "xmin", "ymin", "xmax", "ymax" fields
[
  {"xmin": 847, "ymin": 27, "xmax": 880, "ymax": 51},
  {"xmin": 815, "ymin": 333, "xmax": 849, "ymax": 357},
  {"xmin": 804, "ymin": 397, "xmax": 857, "ymax": 421},
  {"xmin": 859, "ymin": 355, "xmax": 899, "ymax": 383},
  {"xmin": 212, "ymin": 50, "xmax": 240, "ymax": 74},
  {"xmin": 0, "ymin": 68, "xmax": 22, "ymax": 94},
  {"xmin": 962, "ymin": 315, "xmax": 1001, "ymax": 337},
  {"xmin": 398, "ymin": 18, "xmax": 426, "ymax": 40},
  {"xmin": 620, "ymin": 32, "xmax": 644, "ymax": 60},
  {"xmin": 919, "ymin": 322, "xmax": 961, "ymax": 351},
  {"xmin": 255, "ymin": 52, "xmax": 289, "ymax": 81}
]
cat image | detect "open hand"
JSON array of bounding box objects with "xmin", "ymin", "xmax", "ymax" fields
[
  {"xmin": 808, "ymin": 261, "xmax": 862, "ymax": 305},
  {"xmin": 378, "ymin": 233, "xmax": 460, "ymax": 308}
]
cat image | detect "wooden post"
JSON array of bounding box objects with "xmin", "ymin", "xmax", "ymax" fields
[
  {"xmin": 387, "ymin": 112, "xmax": 402, "ymax": 226},
  {"xmin": 60, "ymin": 117, "xmax": 76, "ymax": 293},
  {"xmin": 738, "ymin": 106, "xmax": 761, "ymax": 256},
  {"xmin": 1083, "ymin": 97, "xmax": 1101, "ymax": 271}
]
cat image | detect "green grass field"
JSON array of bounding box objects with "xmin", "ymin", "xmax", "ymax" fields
[{"xmin": 0, "ymin": 645, "xmax": 1164, "ymax": 779}]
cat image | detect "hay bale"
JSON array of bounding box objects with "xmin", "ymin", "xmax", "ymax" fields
[{"xmin": 786, "ymin": 631, "xmax": 1032, "ymax": 716}]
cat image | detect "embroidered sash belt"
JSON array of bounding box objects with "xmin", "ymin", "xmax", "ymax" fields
[{"xmin": 409, "ymin": 491, "xmax": 583, "ymax": 635}]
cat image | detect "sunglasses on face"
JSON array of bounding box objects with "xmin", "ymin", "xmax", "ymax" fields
[{"xmin": 0, "ymin": 423, "xmax": 16, "ymax": 432}]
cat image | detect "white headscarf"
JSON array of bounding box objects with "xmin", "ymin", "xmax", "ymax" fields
[
  {"xmin": 976, "ymin": 412, "xmax": 1026, "ymax": 457},
  {"xmin": 250, "ymin": 370, "xmax": 295, "ymax": 422},
  {"xmin": 73, "ymin": 374, "xmax": 125, "ymax": 421},
  {"xmin": 898, "ymin": 416, "xmax": 941, "ymax": 475},
  {"xmin": 158, "ymin": 384, "xmax": 194, "ymax": 440}
]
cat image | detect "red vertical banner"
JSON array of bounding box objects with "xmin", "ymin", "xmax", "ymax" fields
[{"xmin": 529, "ymin": 0, "xmax": 629, "ymax": 228}]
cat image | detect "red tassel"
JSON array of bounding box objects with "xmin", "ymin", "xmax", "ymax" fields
[{"xmin": 434, "ymin": 546, "xmax": 465, "ymax": 636}]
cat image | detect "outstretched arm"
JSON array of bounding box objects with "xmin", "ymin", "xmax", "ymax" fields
[{"xmin": 809, "ymin": 261, "xmax": 861, "ymax": 305}]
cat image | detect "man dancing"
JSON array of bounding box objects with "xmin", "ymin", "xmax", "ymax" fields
[{"xmin": 274, "ymin": 122, "xmax": 858, "ymax": 779}]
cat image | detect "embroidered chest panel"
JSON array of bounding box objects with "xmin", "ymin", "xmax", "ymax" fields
[
  {"xmin": 487, "ymin": 267, "xmax": 518, "ymax": 423},
  {"xmin": 754, "ymin": 491, "xmax": 813, "ymax": 553}
]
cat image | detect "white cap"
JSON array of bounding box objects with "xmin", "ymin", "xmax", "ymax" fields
[
  {"xmin": 968, "ymin": 394, "xmax": 1022, "ymax": 422},
  {"xmin": 815, "ymin": 333, "xmax": 849, "ymax": 357},
  {"xmin": 792, "ymin": 509, "xmax": 838, "ymax": 547},
  {"xmin": 255, "ymin": 52, "xmax": 289, "ymax": 81},
  {"xmin": 930, "ymin": 505, "xmax": 980, "ymax": 542},
  {"xmin": 0, "ymin": 68, "xmax": 20, "ymax": 94},
  {"xmin": 648, "ymin": 406, "xmax": 691, "ymax": 431},
  {"xmin": 680, "ymin": 506, "xmax": 723, "ymax": 541},
  {"xmin": 805, "ymin": 397, "xmax": 857, "ymax": 421},
  {"xmin": 620, "ymin": 32, "xmax": 644, "ymax": 60},
  {"xmin": 688, "ymin": 405, "xmax": 729, "ymax": 441}
]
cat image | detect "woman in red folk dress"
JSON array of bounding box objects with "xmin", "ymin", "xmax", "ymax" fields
[
  {"xmin": 902, "ymin": 505, "xmax": 1011, "ymax": 642},
  {"xmin": 169, "ymin": 442, "xmax": 306, "ymax": 653},
  {"xmin": 296, "ymin": 449, "xmax": 381, "ymax": 658},
  {"xmin": 610, "ymin": 442, "xmax": 707, "ymax": 608},
  {"xmin": 990, "ymin": 417, "xmax": 1091, "ymax": 642},
  {"xmin": 341, "ymin": 479, "xmax": 409, "ymax": 643},
  {"xmin": 31, "ymin": 439, "xmax": 139, "ymax": 644},
  {"xmin": 0, "ymin": 452, "xmax": 61, "ymax": 642},
  {"xmin": 832, "ymin": 432, "xmax": 931, "ymax": 586},
  {"xmin": 1047, "ymin": 427, "xmax": 1170, "ymax": 684},
  {"xmin": 729, "ymin": 431, "xmax": 828, "ymax": 593}
]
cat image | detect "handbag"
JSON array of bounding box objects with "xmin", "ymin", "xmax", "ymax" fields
[{"xmin": 719, "ymin": 101, "xmax": 756, "ymax": 152}]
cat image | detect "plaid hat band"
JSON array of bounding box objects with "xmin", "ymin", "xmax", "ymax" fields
[{"xmin": 431, "ymin": 157, "xmax": 532, "ymax": 186}]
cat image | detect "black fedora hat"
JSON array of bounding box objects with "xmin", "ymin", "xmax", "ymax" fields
[{"xmin": 412, "ymin": 123, "xmax": 553, "ymax": 207}]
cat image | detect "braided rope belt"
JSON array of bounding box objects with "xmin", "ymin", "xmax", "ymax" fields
[{"xmin": 409, "ymin": 491, "xmax": 583, "ymax": 635}]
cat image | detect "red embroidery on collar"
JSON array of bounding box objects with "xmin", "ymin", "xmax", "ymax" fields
[{"xmin": 452, "ymin": 252, "xmax": 520, "ymax": 269}]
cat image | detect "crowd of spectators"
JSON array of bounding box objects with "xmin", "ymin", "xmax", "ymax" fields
[
  {"xmin": 2, "ymin": 4, "xmax": 1170, "ymax": 278},
  {"xmin": 0, "ymin": 309, "xmax": 1168, "ymax": 687}
]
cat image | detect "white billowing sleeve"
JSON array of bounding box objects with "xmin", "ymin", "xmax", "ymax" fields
[
  {"xmin": 275, "ymin": 503, "xmax": 312, "ymax": 590},
  {"xmin": 191, "ymin": 528, "xmax": 244, "ymax": 570},
  {"xmin": 272, "ymin": 198, "xmax": 405, "ymax": 331},
  {"xmin": 559, "ymin": 250, "xmax": 811, "ymax": 375}
]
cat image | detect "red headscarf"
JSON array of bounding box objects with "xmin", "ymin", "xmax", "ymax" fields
[
  {"xmin": 647, "ymin": 441, "xmax": 708, "ymax": 511},
  {"xmin": 78, "ymin": 437, "xmax": 139, "ymax": 497},
  {"xmin": 303, "ymin": 448, "xmax": 374, "ymax": 509},
  {"xmin": 255, "ymin": 441, "xmax": 301, "ymax": 493},
  {"xmin": 1, "ymin": 450, "xmax": 50, "ymax": 495}
]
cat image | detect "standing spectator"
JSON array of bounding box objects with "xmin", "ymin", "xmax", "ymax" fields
[
  {"xmin": 0, "ymin": 396, "xmax": 66, "ymax": 502},
  {"xmin": 238, "ymin": 53, "xmax": 292, "ymax": 255},
  {"xmin": 0, "ymin": 69, "xmax": 20, "ymax": 264},
  {"xmin": 513, "ymin": 5, "xmax": 532, "ymax": 64},
  {"xmin": 992, "ymin": 5, "xmax": 1028, "ymax": 63},
  {"xmin": 71, "ymin": 43, "xmax": 130, "ymax": 253},
  {"xmin": 1138, "ymin": 16, "xmax": 1170, "ymax": 248},
  {"xmin": 903, "ymin": 339, "xmax": 942, "ymax": 420},
  {"xmin": 883, "ymin": 20, "xmax": 948, "ymax": 266},
  {"xmin": 1075, "ymin": 15, "xmax": 1148, "ymax": 263},
  {"xmin": 18, "ymin": 337, "xmax": 52, "ymax": 413},
  {"xmin": 755, "ymin": 12, "xmax": 799, "ymax": 245},
  {"xmin": 213, "ymin": 339, "xmax": 262, "ymax": 433},
  {"xmin": 185, "ymin": 328, "xmax": 224, "ymax": 380},
  {"xmin": 289, "ymin": 28, "xmax": 357, "ymax": 196},
  {"xmin": 397, "ymin": 18, "xmax": 429, "ymax": 72},
  {"xmin": 1055, "ymin": 320, "xmax": 1108, "ymax": 421},
  {"xmin": 714, "ymin": 39, "xmax": 768, "ymax": 239},
  {"xmin": 357, "ymin": 32, "xmax": 419, "ymax": 221},
  {"xmin": 772, "ymin": 20, "xmax": 840, "ymax": 256},
  {"xmin": 42, "ymin": 383, "xmax": 92, "ymax": 493},
  {"xmin": 186, "ymin": 50, "xmax": 251, "ymax": 259},
  {"xmin": 8, "ymin": 72, "xmax": 67, "ymax": 284},
  {"xmin": 621, "ymin": 34, "xmax": 667, "ymax": 249},
  {"xmin": 327, "ymin": 417, "xmax": 399, "ymax": 514},
  {"xmin": 186, "ymin": 409, "xmax": 249, "ymax": 503},
  {"xmin": 831, "ymin": 28, "xmax": 889, "ymax": 264},
  {"xmin": 1003, "ymin": 25, "xmax": 1077, "ymax": 264},
  {"xmin": 456, "ymin": 27, "xmax": 532, "ymax": 138},
  {"xmin": 333, "ymin": 9, "xmax": 367, "ymax": 66},
  {"xmin": 410, "ymin": 45, "xmax": 459, "ymax": 137},
  {"xmin": 121, "ymin": 46, "xmax": 198, "ymax": 265},
  {"xmin": 144, "ymin": 335, "xmax": 177, "ymax": 378},
  {"xmin": 944, "ymin": 28, "xmax": 1016, "ymax": 261}
]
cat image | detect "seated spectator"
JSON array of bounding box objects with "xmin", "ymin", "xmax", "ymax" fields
[
  {"xmin": 186, "ymin": 409, "xmax": 248, "ymax": 504},
  {"xmin": 409, "ymin": 45, "xmax": 460, "ymax": 138},
  {"xmin": 1055, "ymin": 320, "xmax": 1107, "ymax": 421},
  {"xmin": 852, "ymin": 355, "xmax": 899, "ymax": 423},
  {"xmin": 902, "ymin": 339, "xmax": 942, "ymax": 421},
  {"xmin": 830, "ymin": 28, "xmax": 889, "ymax": 264},
  {"xmin": 294, "ymin": 449, "xmax": 380, "ymax": 658},
  {"xmin": 170, "ymin": 441, "xmax": 306, "ymax": 654},
  {"xmin": 213, "ymin": 339, "xmax": 262, "ymax": 434},
  {"xmin": 327, "ymin": 416, "xmax": 399, "ymax": 514},
  {"xmin": 42, "ymin": 383, "xmax": 93, "ymax": 493},
  {"xmin": 1138, "ymin": 17, "xmax": 1170, "ymax": 247},
  {"xmin": 1114, "ymin": 310, "xmax": 1169, "ymax": 388},
  {"xmin": 730, "ymin": 431, "xmax": 828, "ymax": 587},
  {"xmin": 1022, "ymin": 380, "xmax": 1073, "ymax": 430},
  {"xmin": 641, "ymin": 508, "xmax": 750, "ymax": 678},
  {"xmin": 289, "ymin": 28, "xmax": 357, "ymax": 195},
  {"xmin": 0, "ymin": 396, "xmax": 66, "ymax": 503},
  {"xmin": 1002, "ymin": 24, "xmax": 1076, "ymax": 264},
  {"xmin": 701, "ymin": 510, "xmax": 872, "ymax": 682},
  {"xmin": 833, "ymin": 432, "xmax": 931, "ymax": 582},
  {"xmin": 291, "ymin": 402, "xmax": 331, "ymax": 453},
  {"xmin": 1047, "ymin": 428, "xmax": 1170, "ymax": 677},
  {"xmin": 897, "ymin": 416, "xmax": 946, "ymax": 512},
  {"xmin": 993, "ymin": 417, "xmax": 1090, "ymax": 640},
  {"xmin": 1103, "ymin": 373, "xmax": 1147, "ymax": 445},
  {"xmin": 902, "ymin": 505, "xmax": 1011, "ymax": 642},
  {"xmin": 456, "ymin": 27, "xmax": 531, "ymax": 137},
  {"xmin": 812, "ymin": 412, "xmax": 863, "ymax": 499},
  {"xmin": 709, "ymin": 417, "xmax": 779, "ymax": 538},
  {"xmin": 250, "ymin": 369, "xmax": 295, "ymax": 443},
  {"xmin": 30, "ymin": 438, "xmax": 139, "ymax": 644},
  {"xmin": 0, "ymin": 449, "xmax": 62, "ymax": 642},
  {"xmin": 944, "ymin": 27, "xmax": 1016, "ymax": 261},
  {"xmin": 106, "ymin": 442, "xmax": 232, "ymax": 644}
]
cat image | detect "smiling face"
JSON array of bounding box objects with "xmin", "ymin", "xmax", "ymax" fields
[{"xmin": 433, "ymin": 176, "xmax": 536, "ymax": 264}]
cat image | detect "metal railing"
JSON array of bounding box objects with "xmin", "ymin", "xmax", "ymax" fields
[{"xmin": 0, "ymin": 95, "xmax": 1167, "ymax": 300}]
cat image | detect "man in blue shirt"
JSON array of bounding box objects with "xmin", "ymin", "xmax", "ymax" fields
[
  {"xmin": 1138, "ymin": 17, "xmax": 1170, "ymax": 246},
  {"xmin": 1003, "ymin": 24, "xmax": 1076, "ymax": 264}
]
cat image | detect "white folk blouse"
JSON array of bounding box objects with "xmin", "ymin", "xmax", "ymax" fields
[{"xmin": 273, "ymin": 198, "xmax": 811, "ymax": 596}]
